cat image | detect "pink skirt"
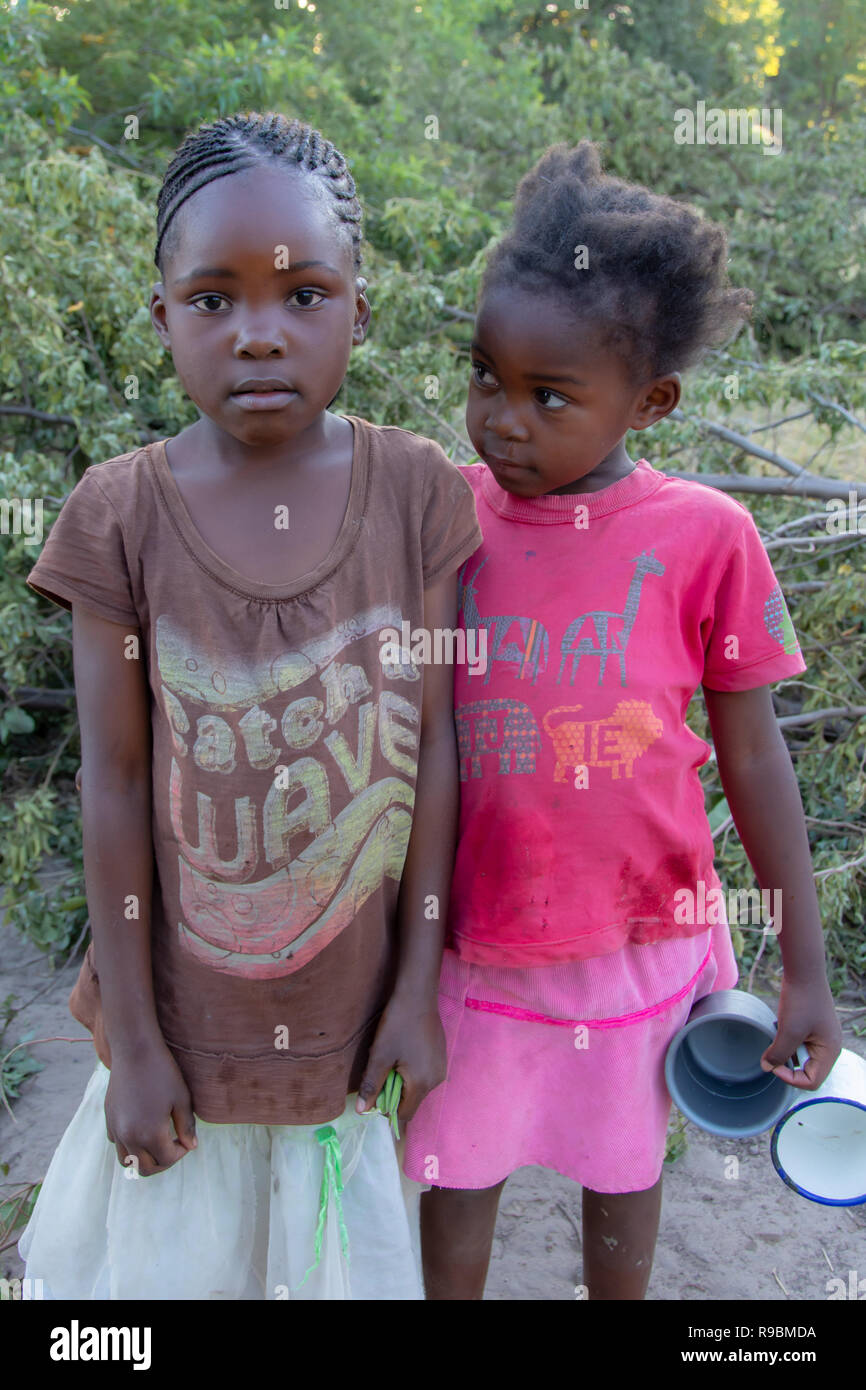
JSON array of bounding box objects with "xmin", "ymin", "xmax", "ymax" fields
[{"xmin": 402, "ymin": 923, "xmax": 738, "ymax": 1193}]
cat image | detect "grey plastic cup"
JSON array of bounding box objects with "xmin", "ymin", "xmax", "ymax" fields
[{"xmin": 665, "ymin": 989, "xmax": 803, "ymax": 1138}]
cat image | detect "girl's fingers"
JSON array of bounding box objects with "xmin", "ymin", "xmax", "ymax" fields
[
  {"xmin": 760, "ymin": 1026, "xmax": 805, "ymax": 1075},
  {"xmin": 114, "ymin": 1124, "xmax": 190, "ymax": 1175},
  {"xmin": 147, "ymin": 1125, "xmax": 189, "ymax": 1170},
  {"xmin": 135, "ymin": 1149, "xmax": 164, "ymax": 1177},
  {"xmin": 394, "ymin": 1074, "xmax": 415, "ymax": 1123},
  {"xmin": 114, "ymin": 1140, "xmax": 154, "ymax": 1177},
  {"xmin": 763, "ymin": 1060, "xmax": 800, "ymax": 1086},
  {"xmin": 785, "ymin": 1043, "xmax": 836, "ymax": 1090},
  {"xmin": 762, "ymin": 1038, "xmax": 837, "ymax": 1090},
  {"xmin": 355, "ymin": 1060, "xmax": 393, "ymax": 1114},
  {"xmin": 171, "ymin": 1098, "xmax": 197, "ymax": 1151}
]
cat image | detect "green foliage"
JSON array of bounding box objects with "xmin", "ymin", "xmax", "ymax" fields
[
  {"xmin": 0, "ymin": 995, "xmax": 44, "ymax": 1111},
  {"xmin": 0, "ymin": 1033, "xmax": 44, "ymax": 1106},
  {"xmin": 773, "ymin": 0, "xmax": 866, "ymax": 120},
  {"xmin": 0, "ymin": 1, "xmax": 91, "ymax": 130},
  {"xmin": 1, "ymin": 0, "xmax": 864, "ymax": 1000},
  {"xmin": 687, "ymin": 493, "xmax": 866, "ymax": 991},
  {"xmin": 664, "ymin": 1109, "xmax": 689, "ymax": 1165},
  {"xmin": 0, "ymin": 1180, "xmax": 41, "ymax": 1255}
]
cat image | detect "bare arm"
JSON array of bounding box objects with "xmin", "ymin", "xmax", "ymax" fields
[
  {"xmin": 703, "ymin": 684, "xmax": 842, "ymax": 1087},
  {"xmin": 390, "ymin": 569, "xmax": 460, "ymax": 1006},
  {"xmin": 356, "ymin": 570, "xmax": 459, "ymax": 1120},
  {"xmin": 73, "ymin": 603, "xmax": 196, "ymax": 1172},
  {"xmin": 74, "ymin": 605, "xmax": 160, "ymax": 1054}
]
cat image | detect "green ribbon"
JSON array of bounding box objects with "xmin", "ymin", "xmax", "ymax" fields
[{"xmin": 296, "ymin": 1124, "xmax": 351, "ymax": 1289}]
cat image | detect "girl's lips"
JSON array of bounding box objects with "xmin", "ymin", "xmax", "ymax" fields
[
  {"xmin": 231, "ymin": 390, "xmax": 297, "ymax": 412},
  {"xmin": 484, "ymin": 453, "xmax": 530, "ymax": 472}
]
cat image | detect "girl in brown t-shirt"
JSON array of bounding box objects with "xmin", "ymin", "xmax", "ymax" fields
[{"xmin": 20, "ymin": 112, "xmax": 482, "ymax": 1299}]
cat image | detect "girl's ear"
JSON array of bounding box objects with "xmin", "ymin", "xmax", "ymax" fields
[
  {"xmin": 352, "ymin": 276, "xmax": 371, "ymax": 345},
  {"xmin": 631, "ymin": 372, "xmax": 681, "ymax": 430},
  {"xmin": 150, "ymin": 285, "xmax": 172, "ymax": 349}
]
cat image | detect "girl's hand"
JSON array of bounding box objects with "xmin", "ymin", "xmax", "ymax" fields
[
  {"xmin": 104, "ymin": 1042, "xmax": 198, "ymax": 1177},
  {"xmin": 760, "ymin": 975, "xmax": 842, "ymax": 1089},
  {"xmin": 355, "ymin": 996, "xmax": 447, "ymax": 1126}
]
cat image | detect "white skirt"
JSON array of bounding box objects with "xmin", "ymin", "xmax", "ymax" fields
[{"xmin": 18, "ymin": 1061, "xmax": 425, "ymax": 1300}]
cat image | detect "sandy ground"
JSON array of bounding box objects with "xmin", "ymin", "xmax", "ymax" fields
[{"xmin": 2, "ymin": 917, "xmax": 865, "ymax": 1302}]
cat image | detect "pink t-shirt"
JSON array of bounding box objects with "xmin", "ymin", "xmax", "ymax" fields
[{"xmin": 449, "ymin": 459, "xmax": 806, "ymax": 968}]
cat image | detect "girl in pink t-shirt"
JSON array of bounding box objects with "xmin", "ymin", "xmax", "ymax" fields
[{"xmin": 402, "ymin": 140, "xmax": 842, "ymax": 1299}]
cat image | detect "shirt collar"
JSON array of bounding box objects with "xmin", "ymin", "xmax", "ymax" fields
[{"xmin": 479, "ymin": 458, "xmax": 664, "ymax": 524}]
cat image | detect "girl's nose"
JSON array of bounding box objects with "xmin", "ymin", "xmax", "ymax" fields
[
  {"xmin": 486, "ymin": 405, "xmax": 529, "ymax": 441},
  {"xmin": 233, "ymin": 316, "xmax": 289, "ymax": 357}
]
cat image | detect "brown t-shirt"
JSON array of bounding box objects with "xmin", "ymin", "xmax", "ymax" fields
[{"xmin": 26, "ymin": 416, "xmax": 482, "ymax": 1124}]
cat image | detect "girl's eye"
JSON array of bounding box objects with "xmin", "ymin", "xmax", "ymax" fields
[
  {"xmin": 289, "ymin": 289, "xmax": 325, "ymax": 307},
  {"xmin": 472, "ymin": 363, "xmax": 496, "ymax": 387},
  {"xmin": 535, "ymin": 388, "xmax": 568, "ymax": 410},
  {"xmin": 193, "ymin": 294, "xmax": 229, "ymax": 313}
]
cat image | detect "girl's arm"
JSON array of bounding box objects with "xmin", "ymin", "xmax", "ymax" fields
[
  {"xmin": 73, "ymin": 604, "xmax": 197, "ymax": 1173},
  {"xmin": 355, "ymin": 569, "xmax": 459, "ymax": 1121},
  {"xmin": 703, "ymin": 684, "xmax": 842, "ymax": 1088}
]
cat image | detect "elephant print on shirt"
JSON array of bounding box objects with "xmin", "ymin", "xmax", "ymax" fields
[
  {"xmin": 459, "ymin": 555, "xmax": 549, "ymax": 685},
  {"xmin": 455, "ymin": 698, "xmax": 541, "ymax": 780}
]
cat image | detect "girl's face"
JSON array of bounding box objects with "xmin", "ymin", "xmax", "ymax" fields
[
  {"xmin": 150, "ymin": 164, "xmax": 369, "ymax": 449},
  {"xmin": 466, "ymin": 284, "xmax": 679, "ymax": 496}
]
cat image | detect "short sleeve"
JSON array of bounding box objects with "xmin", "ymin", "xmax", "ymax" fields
[
  {"xmin": 701, "ymin": 512, "xmax": 807, "ymax": 691},
  {"xmin": 26, "ymin": 468, "xmax": 139, "ymax": 626},
  {"xmin": 420, "ymin": 440, "xmax": 483, "ymax": 586}
]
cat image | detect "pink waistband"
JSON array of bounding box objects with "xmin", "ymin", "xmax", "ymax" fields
[{"xmin": 464, "ymin": 936, "xmax": 714, "ymax": 1030}]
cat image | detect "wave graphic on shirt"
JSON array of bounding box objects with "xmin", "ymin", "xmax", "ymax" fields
[
  {"xmin": 156, "ymin": 611, "xmax": 418, "ymax": 978},
  {"xmin": 172, "ymin": 768, "xmax": 413, "ymax": 978}
]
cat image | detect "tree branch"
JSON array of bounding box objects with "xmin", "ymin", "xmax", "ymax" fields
[
  {"xmin": 46, "ymin": 118, "xmax": 159, "ymax": 181},
  {"xmin": 665, "ymin": 471, "xmax": 866, "ymax": 502},
  {"xmin": 7, "ymin": 688, "xmax": 75, "ymax": 710},
  {"xmin": 363, "ymin": 359, "xmax": 476, "ymax": 461},
  {"xmin": 765, "ymin": 510, "xmax": 840, "ymax": 536},
  {"xmin": 774, "ymin": 536, "xmax": 865, "ymax": 573},
  {"xmin": 807, "ymin": 392, "xmax": 866, "ymax": 435},
  {"xmin": 775, "ymin": 706, "xmax": 866, "ymax": 730},
  {"xmin": 66, "ymin": 122, "xmax": 146, "ymax": 168},
  {"xmin": 814, "ymin": 852, "xmax": 866, "ymax": 882},
  {"xmin": 0, "ymin": 405, "xmax": 76, "ymax": 427},
  {"xmin": 441, "ymin": 303, "xmax": 476, "ymax": 323},
  {"xmin": 748, "ymin": 408, "xmax": 814, "ymax": 434},
  {"xmin": 763, "ymin": 533, "xmax": 862, "ymax": 551},
  {"xmin": 669, "ymin": 407, "xmax": 810, "ymax": 479},
  {"xmin": 79, "ymin": 308, "xmax": 129, "ymax": 415}
]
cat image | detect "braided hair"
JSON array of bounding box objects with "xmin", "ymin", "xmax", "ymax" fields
[
  {"xmin": 481, "ymin": 140, "xmax": 753, "ymax": 381},
  {"xmin": 154, "ymin": 112, "xmax": 363, "ymax": 273}
]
